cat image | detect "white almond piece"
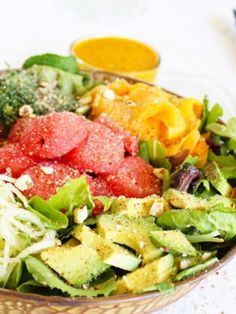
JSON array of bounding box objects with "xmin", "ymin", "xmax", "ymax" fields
[
  {"xmin": 74, "ymin": 206, "xmax": 88, "ymax": 224},
  {"xmin": 138, "ymin": 241, "xmax": 145, "ymax": 249},
  {"xmin": 19, "ymin": 105, "xmax": 34, "ymax": 117},
  {"xmin": 40, "ymin": 166, "xmax": 54, "ymax": 175},
  {"xmin": 180, "ymin": 259, "xmax": 190, "ymax": 270},
  {"xmin": 149, "ymin": 201, "xmax": 164, "ymax": 217},
  {"xmin": 202, "ymin": 252, "xmax": 212, "ymax": 260},
  {"xmin": 103, "ymin": 89, "xmax": 115, "ymax": 101},
  {"xmin": 15, "ymin": 175, "xmax": 34, "ymax": 191}
]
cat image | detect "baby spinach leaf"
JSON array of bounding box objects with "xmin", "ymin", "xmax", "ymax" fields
[
  {"xmin": 48, "ymin": 176, "xmax": 94, "ymax": 214},
  {"xmin": 24, "ymin": 256, "xmax": 116, "ymax": 297},
  {"xmin": 28, "ymin": 196, "xmax": 68, "ymax": 230},
  {"xmin": 23, "ymin": 53, "xmax": 79, "ymax": 74},
  {"xmin": 175, "ymin": 257, "xmax": 218, "ymax": 281}
]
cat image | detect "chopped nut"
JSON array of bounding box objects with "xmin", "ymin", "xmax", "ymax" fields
[
  {"xmin": 19, "ymin": 105, "xmax": 34, "ymax": 118},
  {"xmin": 15, "ymin": 175, "xmax": 34, "ymax": 191},
  {"xmin": 74, "ymin": 206, "xmax": 88, "ymax": 224},
  {"xmin": 40, "ymin": 166, "xmax": 54, "ymax": 175},
  {"xmin": 116, "ymin": 224, "xmax": 122, "ymax": 231},
  {"xmin": 153, "ymin": 168, "xmax": 164, "ymax": 180},
  {"xmin": 138, "ymin": 241, "xmax": 145, "ymax": 249},
  {"xmin": 149, "ymin": 201, "xmax": 164, "ymax": 217},
  {"xmin": 103, "ymin": 89, "xmax": 115, "ymax": 101},
  {"xmin": 180, "ymin": 259, "xmax": 190, "ymax": 269},
  {"xmin": 202, "ymin": 252, "xmax": 211, "ymax": 260}
]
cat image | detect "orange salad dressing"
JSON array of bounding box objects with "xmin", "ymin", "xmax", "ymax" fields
[{"xmin": 71, "ymin": 37, "xmax": 160, "ymax": 82}]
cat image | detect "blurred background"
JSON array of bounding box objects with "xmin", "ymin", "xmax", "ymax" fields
[{"xmin": 0, "ymin": 0, "xmax": 236, "ymax": 313}]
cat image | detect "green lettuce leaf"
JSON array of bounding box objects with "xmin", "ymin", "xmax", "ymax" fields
[
  {"xmin": 28, "ymin": 196, "xmax": 68, "ymax": 230},
  {"xmin": 158, "ymin": 207, "xmax": 236, "ymax": 240},
  {"xmin": 48, "ymin": 176, "xmax": 94, "ymax": 214}
]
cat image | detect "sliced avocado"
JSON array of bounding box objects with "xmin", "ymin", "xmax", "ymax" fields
[
  {"xmin": 150, "ymin": 230, "xmax": 197, "ymax": 256},
  {"xmin": 111, "ymin": 195, "xmax": 169, "ymax": 218},
  {"xmin": 73, "ymin": 225, "xmax": 141, "ymax": 271},
  {"xmin": 116, "ymin": 254, "xmax": 174, "ymax": 294},
  {"xmin": 204, "ymin": 162, "xmax": 232, "ymax": 196},
  {"xmin": 163, "ymin": 188, "xmax": 208, "ymax": 210},
  {"xmin": 97, "ymin": 214, "xmax": 163, "ymax": 264},
  {"xmin": 41, "ymin": 241, "xmax": 109, "ymax": 287}
]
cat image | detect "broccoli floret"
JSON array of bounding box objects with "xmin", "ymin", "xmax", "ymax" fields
[
  {"xmin": 0, "ymin": 66, "xmax": 93, "ymax": 134},
  {"xmin": 0, "ymin": 70, "xmax": 39, "ymax": 130}
]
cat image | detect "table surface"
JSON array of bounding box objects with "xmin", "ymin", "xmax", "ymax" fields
[{"xmin": 0, "ymin": 0, "xmax": 236, "ymax": 313}]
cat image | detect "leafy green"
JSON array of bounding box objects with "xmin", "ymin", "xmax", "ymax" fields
[
  {"xmin": 28, "ymin": 196, "xmax": 68, "ymax": 230},
  {"xmin": 17, "ymin": 279, "xmax": 45, "ymax": 293},
  {"xmin": 138, "ymin": 140, "xmax": 171, "ymax": 170},
  {"xmin": 140, "ymin": 281, "xmax": 175, "ymax": 294},
  {"xmin": 175, "ymin": 257, "xmax": 218, "ymax": 281},
  {"xmin": 24, "ymin": 256, "xmax": 116, "ymax": 297},
  {"xmin": 193, "ymin": 179, "xmax": 215, "ymax": 198},
  {"xmin": 23, "ymin": 53, "xmax": 79, "ymax": 74},
  {"xmin": 157, "ymin": 207, "xmax": 236, "ymax": 240},
  {"xmin": 158, "ymin": 209, "xmax": 213, "ymax": 233},
  {"xmin": 206, "ymin": 103, "xmax": 223, "ymax": 125},
  {"xmin": 207, "ymin": 117, "xmax": 236, "ymax": 139},
  {"xmin": 208, "ymin": 151, "xmax": 236, "ymax": 167},
  {"xmin": 186, "ymin": 232, "xmax": 224, "ymax": 243},
  {"xmin": 184, "ymin": 155, "xmax": 199, "ymax": 166},
  {"xmin": 48, "ymin": 176, "xmax": 94, "ymax": 214},
  {"xmin": 6, "ymin": 261, "xmax": 23, "ymax": 289},
  {"xmin": 138, "ymin": 141, "xmax": 150, "ymax": 163},
  {"xmin": 200, "ymin": 96, "xmax": 209, "ymax": 132},
  {"xmin": 227, "ymin": 138, "xmax": 236, "ymax": 154}
]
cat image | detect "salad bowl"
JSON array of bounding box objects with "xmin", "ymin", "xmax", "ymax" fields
[{"xmin": 0, "ymin": 69, "xmax": 235, "ymax": 314}]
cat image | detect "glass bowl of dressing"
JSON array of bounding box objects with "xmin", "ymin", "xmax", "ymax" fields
[{"xmin": 70, "ymin": 36, "xmax": 160, "ymax": 83}]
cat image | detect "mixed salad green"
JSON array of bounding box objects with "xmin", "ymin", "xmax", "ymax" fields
[{"xmin": 0, "ymin": 53, "xmax": 235, "ymax": 297}]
